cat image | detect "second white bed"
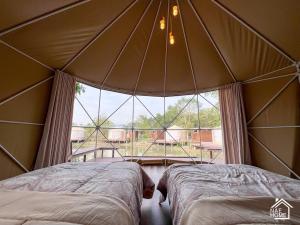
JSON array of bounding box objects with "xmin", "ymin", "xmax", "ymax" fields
[{"xmin": 158, "ymin": 164, "xmax": 300, "ymax": 225}]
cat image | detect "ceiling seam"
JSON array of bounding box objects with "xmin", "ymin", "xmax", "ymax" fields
[
  {"xmin": 248, "ymin": 132, "xmax": 300, "ymax": 179},
  {"xmin": 245, "ymin": 63, "xmax": 297, "ymax": 82},
  {"xmin": 163, "ymin": 0, "xmax": 170, "ymax": 98},
  {"xmin": 0, "ymin": 76, "xmax": 54, "ymax": 107},
  {"xmin": 133, "ymin": 0, "xmax": 162, "ymax": 95},
  {"xmin": 100, "ymin": 0, "xmax": 154, "ymax": 89},
  {"xmin": 0, "ymin": 0, "xmax": 92, "ymax": 37},
  {"xmin": 248, "ymin": 125, "xmax": 300, "ymax": 129},
  {"xmin": 211, "ymin": 0, "xmax": 296, "ymax": 64},
  {"xmin": 61, "ymin": 0, "xmax": 138, "ymax": 71},
  {"xmin": 243, "ymin": 72, "xmax": 296, "ymax": 84},
  {"xmin": 246, "ymin": 75, "xmax": 298, "ymax": 125},
  {"xmin": 0, "ymin": 120, "xmax": 44, "ymax": 126},
  {"xmin": 163, "ymin": 0, "xmax": 170, "ymax": 165},
  {"xmin": 0, "ymin": 143, "xmax": 29, "ymax": 172},
  {"xmin": 177, "ymin": 0, "xmax": 205, "ymax": 158},
  {"xmin": 177, "ymin": 0, "xmax": 198, "ymax": 93},
  {"xmin": 0, "ymin": 40, "xmax": 55, "ymax": 71},
  {"xmin": 188, "ymin": 0, "xmax": 237, "ymax": 83}
]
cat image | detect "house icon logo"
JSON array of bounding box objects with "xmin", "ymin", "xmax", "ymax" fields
[{"xmin": 270, "ymin": 198, "xmax": 293, "ymax": 220}]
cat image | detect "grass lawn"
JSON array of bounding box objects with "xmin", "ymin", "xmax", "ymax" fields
[{"xmin": 72, "ymin": 137, "xmax": 224, "ymax": 163}]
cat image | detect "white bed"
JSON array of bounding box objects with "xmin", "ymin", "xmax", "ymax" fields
[
  {"xmin": 0, "ymin": 161, "xmax": 155, "ymax": 225},
  {"xmin": 157, "ymin": 164, "xmax": 300, "ymax": 225}
]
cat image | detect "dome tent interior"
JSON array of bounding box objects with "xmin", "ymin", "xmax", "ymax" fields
[{"xmin": 0, "ymin": 0, "xmax": 299, "ymax": 181}]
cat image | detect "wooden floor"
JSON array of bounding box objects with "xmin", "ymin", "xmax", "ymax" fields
[{"xmin": 141, "ymin": 166, "xmax": 172, "ymax": 225}]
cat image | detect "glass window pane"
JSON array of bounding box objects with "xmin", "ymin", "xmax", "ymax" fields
[
  {"xmin": 100, "ymin": 90, "xmax": 132, "ymax": 123},
  {"xmin": 75, "ymin": 83, "xmax": 100, "ymax": 124},
  {"xmin": 134, "ymin": 96, "xmax": 164, "ymax": 129},
  {"xmin": 165, "ymin": 94, "xmax": 195, "ymax": 128},
  {"xmin": 198, "ymin": 92, "xmax": 221, "ymax": 129},
  {"xmin": 71, "ymin": 82, "xmax": 224, "ymax": 164}
]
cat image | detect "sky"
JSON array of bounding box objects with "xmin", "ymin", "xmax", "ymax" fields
[{"xmin": 73, "ymin": 83, "xmax": 219, "ymax": 127}]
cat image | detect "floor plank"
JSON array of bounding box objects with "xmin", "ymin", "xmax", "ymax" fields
[{"xmin": 141, "ymin": 166, "xmax": 172, "ymax": 225}]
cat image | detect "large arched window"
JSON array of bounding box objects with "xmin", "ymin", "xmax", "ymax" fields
[{"xmin": 71, "ymin": 82, "xmax": 224, "ymax": 164}]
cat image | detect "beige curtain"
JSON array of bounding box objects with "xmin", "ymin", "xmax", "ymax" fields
[
  {"xmin": 34, "ymin": 71, "xmax": 76, "ymax": 169},
  {"xmin": 219, "ymin": 83, "xmax": 251, "ymax": 164}
]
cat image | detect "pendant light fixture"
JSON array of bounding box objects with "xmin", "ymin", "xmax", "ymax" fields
[
  {"xmin": 160, "ymin": 2, "xmax": 179, "ymax": 45},
  {"xmin": 160, "ymin": 17, "xmax": 165, "ymax": 30},
  {"xmin": 172, "ymin": 5, "xmax": 178, "ymax": 16},
  {"xmin": 169, "ymin": 32, "xmax": 175, "ymax": 45}
]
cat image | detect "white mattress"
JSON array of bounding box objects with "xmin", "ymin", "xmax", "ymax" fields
[
  {"xmin": 0, "ymin": 161, "xmax": 155, "ymax": 225},
  {"xmin": 157, "ymin": 164, "xmax": 300, "ymax": 225}
]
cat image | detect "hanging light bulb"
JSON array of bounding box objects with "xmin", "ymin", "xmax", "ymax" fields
[
  {"xmin": 160, "ymin": 17, "xmax": 165, "ymax": 30},
  {"xmin": 172, "ymin": 5, "xmax": 178, "ymax": 16},
  {"xmin": 169, "ymin": 32, "xmax": 175, "ymax": 45}
]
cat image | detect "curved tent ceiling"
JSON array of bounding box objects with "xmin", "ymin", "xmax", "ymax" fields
[{"xmin": 0, "ymin": 0, "xmax": 299, "ymax": 96}]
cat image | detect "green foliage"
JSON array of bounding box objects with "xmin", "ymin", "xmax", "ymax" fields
[
  {"xmin": 84, "ymin": 116, "xmax": 114, "ymax": 128},
  {"xmin": 135, "ymin": 115, "xmax": 159, "ymax": 129},
  {"xmin": 83, "ymin": 116, "xmax": 114, "ymax": 139},
  {"xmin": 95, "ymin": 116, "xmax": 114, "ymax": 128},
  {"xmin": 202, "ymin": 90, "xmax": 218, "ymax": 98},
  {"xmin": 199, "ymin": 107, "xmax": 221, "ymax": 128},
  {"xmin": 169, "ymin": 97, "xmax": 198, "ymax": 128},
  {"xmin": 75, "ymin": 83, "xmax": 85, "ymax": 95},
  {"xmin": 134, "ymin": 96, "xmax": 221, "ymax": 129}
]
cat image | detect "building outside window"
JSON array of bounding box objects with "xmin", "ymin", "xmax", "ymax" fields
[{"xmin": 71, "ymin": 82, "xmax": 224, "ymax": 164}]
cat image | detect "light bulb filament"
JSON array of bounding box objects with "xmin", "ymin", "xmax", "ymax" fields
[
  {"xmin": 169, "ymin": 32, "xmax": 175, "ymax": 45},
  {"xmin": 160, "ymin": 17, "xmax": 165, "ymax": 30},
  {"xmin": 172, "ymin": 5, "xmax": 178, "ymax": 16}
]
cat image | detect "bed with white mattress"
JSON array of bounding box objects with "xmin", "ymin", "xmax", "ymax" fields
[
  {"xmin": 0, "ymin": 161, "xmax": 155, "ymax": 225},
  {"xmin": 157, "ymin": 164, "xmax": 300, "ymax": 225}
]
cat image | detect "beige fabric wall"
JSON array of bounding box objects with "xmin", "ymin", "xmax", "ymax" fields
[
  {"xmin": 0, "ymin": 0, "xmax": 299, "ymax": 182},
  {"xmin": 0, "ymin": 42, "xmax": 52, "ymax": 180},
  {"xmin": 243, "ymin": 76, "xmax": 300, "ymax": 177}
]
